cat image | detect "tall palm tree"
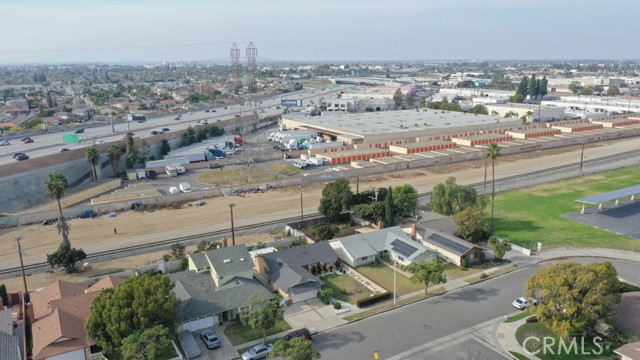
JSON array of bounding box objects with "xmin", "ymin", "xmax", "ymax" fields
[
  {"xmin": 85, "ymin": 147, "xmax": 100, "ymax": 181},
  {"xmin": 44, "ymin": 171, "xmax": 71, "ymax": 246},
  {"xmin": 486, "ymin": 143, "xmax": 501, "ymax": 234},
  {"xmin": 107, "ymin": 144, "xmax": 122, "ymax": 177}
]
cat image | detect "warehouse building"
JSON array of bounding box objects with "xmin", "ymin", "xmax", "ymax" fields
[
  {"xmin": 506, "ymin": 128, "xmax": 562, "ymax": 139},
  {"xmin": 485, "ymin": 103, "xmax": 567, "ymax": 122},
  {"xmin": 451, "ymin": 133, "xmax": 514, "ymax": 147},
  {"xmin": 389, "ymin": 140, "xmax": 457, "ymax": 154},
  {"xmin": 316, "ymin": 148, "xmax": 391, "ymax": 165},
  {"xmin": 591, "ymin": 116, "xmax": 640, "ymax": 128},
  {"xmin": 551, "ymin": 122, "xmax": 604, "ymax": 133}
]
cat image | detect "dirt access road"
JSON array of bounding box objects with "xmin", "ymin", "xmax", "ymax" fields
[{"xmin": 0, "ymin": 137, "xmax": 638, "ymax": 279}]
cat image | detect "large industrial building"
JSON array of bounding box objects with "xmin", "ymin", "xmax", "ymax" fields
[{"xmin": 281, "ymin": 110, "xmax": 521, "ymax": 146}]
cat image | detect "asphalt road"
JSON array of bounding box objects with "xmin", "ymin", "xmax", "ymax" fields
[
  {"xmin": 314, "ymin": 258, "xmax": 640, "ymax": 360},
  {"xmin": 0, "ymin": 87, "xmax": 339, "ymax": 165}
]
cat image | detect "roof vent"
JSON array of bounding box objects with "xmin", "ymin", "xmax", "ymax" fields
[
  {"xmin": 223, "ymin": 259, "xmax": 232, "ymax": 263},
  {"xmin": 240, "ymin": 257, "xmax": 246, "ymax": 262}
]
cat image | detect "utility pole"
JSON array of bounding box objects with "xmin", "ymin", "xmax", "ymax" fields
[
  {"xmin": 16, "ymin": 237, "xmax": 28, "ymax": 295},
  {"xmin": 579, "ymin": 140, "xmax": 586, "ymax": 175},
  {"xmin": 300, "ymin": 192, "xmax": 304, "ymax": 229},
  {"xmin": 229, "ymin": 204, "xmax": 236, "ymax": 246},
  {"xmin": 356, "ymin": 175, "xmax": 359, "ymax": 195}
]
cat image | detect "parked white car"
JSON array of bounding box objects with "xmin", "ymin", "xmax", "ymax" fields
[{"xmin": 512, "ymin": 297, "xmax": 539, "ymax": 310}]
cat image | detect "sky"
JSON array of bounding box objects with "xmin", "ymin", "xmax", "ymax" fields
[{"xmin": 1, "ymin": 0, "xmax": 639, "ymax": 64}]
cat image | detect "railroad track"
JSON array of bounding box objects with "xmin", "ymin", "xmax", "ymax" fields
[
  {"xmin": 0, "ymin": 213, "xmax": 323, "ymax": 278},
  {"xmin": 2, "ymin": 148, "xmax": 637, "ymax": 278}
]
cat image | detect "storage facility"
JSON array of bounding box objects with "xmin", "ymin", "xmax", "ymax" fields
[
  {"xmin": 551, "ymin": 122, "xmax": 604, "ymax": 133},
  {"xmin": 389, "ymin": 140, "xmax": 457, "ymax": 154},
  {"xmin": 591, "ymin": 117, "xmax": 640, "ymax": 128},
  {"xmin": 451, "ymin": 134, "xmax": 513, "ymax": 147},
  {"xmin": 505, "ymin": 128, "xmax": 562, "ymax": 139},
  {"xmin": 315, "ymin": 148, "xmax": 391, "ymax": 165}
]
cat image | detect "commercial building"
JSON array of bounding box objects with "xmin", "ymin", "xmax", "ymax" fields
[{"xmin": 484, "ymin": 103, "xmax": 567, "ymax": 122}]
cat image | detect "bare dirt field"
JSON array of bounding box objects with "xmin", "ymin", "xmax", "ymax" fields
[{"xmin": 0, "ymin": 137, "xmax": 637, "ymax": 292}]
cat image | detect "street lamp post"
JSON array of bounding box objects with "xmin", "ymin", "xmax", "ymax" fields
[
  {"xmin": 393, "ymin": 251, "xmax": 397, "ymax": 306},
  {"xmin": 229, "ymin": 204, "xmax": 236, "ymax": 246}
]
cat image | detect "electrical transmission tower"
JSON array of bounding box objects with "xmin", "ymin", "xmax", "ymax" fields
[
  {"xmin": 229, "ymin": 43, "xmax": 241, "ymax": 94},
  {"xmin": 246, "ymin": 42, "xmax": 258, "ymax": 94}
]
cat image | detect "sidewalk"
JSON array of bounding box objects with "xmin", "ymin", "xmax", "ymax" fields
[{"xmin": 230, "ymin": 247, "xmax": 640, "ymax": 357}]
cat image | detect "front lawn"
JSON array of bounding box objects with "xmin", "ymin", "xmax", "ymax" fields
[
  {"xmin": 515, "ymin": 322, "xmax": 612, "ymax": 359},
  {"xmin": 356, "ymin": 263, "xmax": 423, "ymax": 296},
  {"xmin": 223, "ymin": 319, "xmax": 291, "ymax": 346},
  {"xmin": 494, "ymin": 166, "xmax": 640, "ymax": 250},
  {"xmin": 320, "ymin": 273, "xmax": 373, "ymax": 304}
]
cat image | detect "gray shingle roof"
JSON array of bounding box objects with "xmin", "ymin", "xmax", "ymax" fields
[
  {"xmin": 260, "ymin": 242, "xmax": 337, "ymax": 293},
  {"xmin": 0, "ymin": 309, "xmax": 13, "ymax": 336},
  {"xmin": 170, "ymin": 271, "xmax": 272, "ymax": 321},
  {"xmin": 422, "ymin": 228, "xmax": 480, "ymax": 256},
  {"xmin": 188, "ymin": 252, "xmax": 209, "ymax": 270},
  {"xmin": 336, "ymin": 226, "xmax": 434, "ymax": 262},
  {"xmin": 204, "ymin": 245, "xmax": 253, "ymax": 276}
]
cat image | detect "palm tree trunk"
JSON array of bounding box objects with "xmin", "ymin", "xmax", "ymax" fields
[
  {"xmin": 263, "ymin": 328, "xmax": 267, "ymax": 344},
  {"xmin": 57, "ymin": 199, "xmax": 70, "ymax": 247},
  {"xmin": 491, "ymin": 159, "xmax": 495, "ymax": 234},
  {"xmin": 483, "ymin": 157, "xmax": 488, "ymax": 190},
  {"xmin": 92, "ymin": 165, "xmax": 97, "ymax": 181}
]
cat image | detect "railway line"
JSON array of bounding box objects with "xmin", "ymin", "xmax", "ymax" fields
[{"xmin": 1, "ymin": 147, "xmax": 638, "ymax": 279}]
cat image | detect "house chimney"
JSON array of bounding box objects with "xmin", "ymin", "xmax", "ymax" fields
[
  {"xmin": 377, "ymin": 220, "xmax": 383, "ymax": 229},
  {"xmin": 222, "ymin": 238, "xmax": 228, "ymax": 248},
  {"xmin": 411, "ymin": 224, "xmax": 416, "ymax": 240}
]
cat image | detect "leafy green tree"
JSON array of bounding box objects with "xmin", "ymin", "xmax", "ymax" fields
[
  {"xmin": 308, "ymin": 223, "xmax": 337, "ymax": 241},
  {"xmin": 318, "ymin": 178, "xmax": 353, "ymax": 221},
  {"xmin": 85, "ymin": 147, "xmax": 100, "ymax": 181},
  {"xmin": 392, "ymin": 184, "xmax": 418, "ymax": 218},
  {"xmin": 46, "ymin": 243, "xmax": 86, "ymax": 273},
  {"xmin": 241, "ymin": 294, "xmax": 284, "ymax": 343},
  {"xmin": 580, "ymin": 87, "xmax": 593, "ymax": 96},
  {"xmin": 209, "ymin": 125, "xmax": 224, "ymax": 137},
  {"xmin": 406, "ymin": 259, "xmax": 447, "ymax": 295},
  {"xmin": 504, "ymin": 111, "xmax": 518, "ymax": 119},
  {"xmin": 197, "ymin": 126, "xmax": 208, "ymax": 142},
  {"xmin": 319, "ymin": 286, "xmax": 333, "ymax": 305},
  {"xmin": 377, "ymin": 187, "xmax": 388, "ymax": 202},
  {"xmin": 44, "ymin": 171, "xmax": 71, "ymax": 246},
  {"xmin": 160, "ymin": 139, "xmax": 170, "ymax": 156},
  {"xmin": 125, "ymin": 136, "xmax": 137, "ymax": 169},
  {"xmin": 486, "ymin": 143, "xmax": 501, "ymax": 233},
  {"xmin": 404, "ymin": 91, "xmax": 414, "ymax": 107},
  {"xmin": 453, "ymin": 206, "xmax": 487, "ymax": 242},
  {"xmin": 393, "ymin": 88, "xmax": 403, "ymax": 106},
  {"xmin": 539, "ymin": 76, "xmax": 548, "ymax": 97},
  {"xmin": 187, "ymin": 126, "xmax": 197, "ymax": 144},
  {"xmin": 525, "ymin": 262, "xmax": 621, "ymax": 340},
  {"xmin": 517, "ymin": 76, "xmax": 529, "ymax": 98},
  {"xmin": 384, "ymin": 186, "xmax": 395, "ymax": 227},
  {"xmin": 353, "ymin": 202, "xmax": 385, "ymax": 223},
  {"xmin": 430, "ymin": 177, "xmax": 478, "ymax": 216},
  {"xmin": 456, "ymin": 80, "xmax": 476, "ymax": 88},
  {"xmin": 607, "ymin": 85, "xmax": 620, "ymax": 96},
  {"xmin": 169, "ymin": 242, "xmax": 186, "ymax": 260},
  {"xmin": 180, "ymin": 132, "xmax": 189, "ymax": 147},
  {"xmin": 137, "ymin": 140, "xmax": 150, "ymax": 166},
  {"xmin": 568, "ymin": 81, "xmax": 583, "ymax": 95},
  {"xmin": 469, "ymin": 104, "xmax": 488, "ymax": 115},
  {"xmin": 270, "ymin": 338, "xmax": 320, "ymax": 360},
  {"xmin": 120, "ymin": 325, "xmax": 173, "ymax": 360},
  {"xmin": 487, "ymin": 235, "xmax": 511, "ymax": 260},
  {"xmin": 0, "ymin": 284, "xmax": 7, "ymax": 305},
  {"xmin": 86, "ymin": 274, "xmax": 180, "ymax": 357},
  {"xmin": 527, "ymin": 74, "xmax": 537, "ymax": 98},
  {"xmin": 46, "ymin": 91, "xmax": 55, "ymax": 108},
  {"xmin": 107, "ymin": 144, "xmax": 122, "ymax": 176}
]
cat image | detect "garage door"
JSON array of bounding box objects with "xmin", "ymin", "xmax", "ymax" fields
[
  {"xmin": 179, "ymin": 315, "xmax": 215, "ymax": 332},
  {"xmin": 292, "ymin": 290, "xmax": 317, "ymax": 303}
]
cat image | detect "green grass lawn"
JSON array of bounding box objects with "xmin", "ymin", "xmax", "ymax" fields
[
  {"xmin": 355, "ymin": 263, "xmax": 423, "ymax": 295},
  {"xmin": 223, "ymin": 319, "xmax": 291, "ymax": 346},
  {"xmin": 494, "ymin": 166, "xmax": 640, "ymax": 250},
  {"xmin": 504, "ymin": 311, "xmax": 532, "ymax": 324},
  {"xmin": 320, "ymin": 273, "xmax": 372, "ymax": 304},
  {"xmin": 515, "ymin": 322, "xmax": 612, "ymax": 359},
  {"xmin": 442, "ymin": 261, "xmax": 499, "ymax": 279}
]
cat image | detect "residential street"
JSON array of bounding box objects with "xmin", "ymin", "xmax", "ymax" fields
[{"xmin": 314, "ymin": 257, "xmax": 640, "ymax": 360}]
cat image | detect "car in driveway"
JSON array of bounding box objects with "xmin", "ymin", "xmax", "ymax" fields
[
  {"xmin": 200, "ymin": 329, "xmax": 220, "ymax": 349},
  {"xmin": 0, "ymin": 140, "xmax": 9, "ymax": 146},
  {"xmin": 283, "ymin": 328, "xmax": 311, "ymax": 342},
  {"xmin": 241, "ymin": 344, "xmax": 274, "ymax": 360},
  {"xmin": 512, "ymin": 297, "xmax": 539, "ymax": 310}
]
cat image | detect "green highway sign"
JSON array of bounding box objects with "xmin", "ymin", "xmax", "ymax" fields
[{"xmin": 62, "ymin": 133, "xmax": 79, "ymax": 144}]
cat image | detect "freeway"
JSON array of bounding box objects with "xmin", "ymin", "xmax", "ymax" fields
[
  {"xmin": 314, "ymin": 258, "xmax": 640, "ymax": 360},
  {"xmin": 0, "ymin": 87, "xmax": 339, "ymax": 165}
]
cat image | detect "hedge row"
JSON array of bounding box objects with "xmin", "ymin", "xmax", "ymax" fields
[{"xmin": 356, "ymin": 291, "xmax": 391, "ymax": 308}]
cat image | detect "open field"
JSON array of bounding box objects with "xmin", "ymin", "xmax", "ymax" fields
[
  {"xmin": 494, "ymin": 166, "xmax": 640, "ymax": 250},
  {"xmin": 197, "ymin": 163, "xmax": 303, "ymax": 185}
]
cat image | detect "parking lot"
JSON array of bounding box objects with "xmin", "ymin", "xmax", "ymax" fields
[{"xmin": 181, "ymin": 327, "xmax": 238, "ymax": 360}]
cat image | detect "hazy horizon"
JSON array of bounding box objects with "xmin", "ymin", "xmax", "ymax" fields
[{"xmin": 2, "ymin": 0, "xmax": 639, "ymax": 64}]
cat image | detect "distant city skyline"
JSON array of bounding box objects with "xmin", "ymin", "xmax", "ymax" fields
[{"xmin": 2, "ymin": 0, "xmax": 639, "ymax": 64}]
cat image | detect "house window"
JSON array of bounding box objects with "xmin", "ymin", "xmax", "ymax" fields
[
  {"xmin": 360, "ymin": 257, "xmax": 368, "ymax": 261},
  {"xmin": 397, "ymin": 256, "xmax": 404, "ymax": 262},
  {"xmin": 219, "ymin": 274, "xmax": 224, "ymax": 279},
  {"xmin": 239, "ymin": 305, "xmax": 252, "ymax": 317}
]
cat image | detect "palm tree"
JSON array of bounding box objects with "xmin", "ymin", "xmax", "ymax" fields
[
  {"xmin": 44, "ymin": 171, "xmax": 71, "ymax": 246},
  {"xmin": 486, "ymin": 143, "xmax": 501, "ymax": 234},
  {"xmin": 107, "ymin": 144, "xmax": 121, "ymax": 177},
  {"xmin": 85, "ymin": 147, "xmax": 100, "ymax": 181}
]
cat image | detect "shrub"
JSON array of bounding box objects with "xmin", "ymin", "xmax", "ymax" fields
[
  {"xmin": 459, "ymin": 257, "xmax": 469, "ymax": 270},
  {"xmin": 179, "ymin": 258, "xmax": 189, "ymax": 271},
  {"xmin": 333, "ymin": 302, "xmax": 342, "ymax": 310},
  {"xmin": 319, "ymin": 286, "xmax": 333, "ymax": 305},
  {"xmin": 0, "ymin": 284, "xmax": 7, "ymax": 306},
  {"xmin": 356, "ymin": 292, "xmax": 391, "ymax": 308},
  {"xmin": 525, "ymin": 316, "xmax": 538, "ymax": 323},
  {"xmin": 479, "ymin": 273, "xmax": 488, "ymax": 279}
]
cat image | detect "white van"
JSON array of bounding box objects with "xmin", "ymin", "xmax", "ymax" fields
[{"xmin": 179, "ymin": 182, "xmax": 192, "ymax": 193}]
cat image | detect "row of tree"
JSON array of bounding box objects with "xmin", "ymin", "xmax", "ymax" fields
[{"xmin": 511, "ymin": 75, "xmax": 548, "ymax": 103}]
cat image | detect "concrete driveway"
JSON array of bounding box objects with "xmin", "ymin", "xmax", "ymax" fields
[
  {"xmin": 189, "ymin": 327, "xmax": 238, "ymax": 360},
  {"xmin": 284, "ymin": 298, "xmax": 347, "ymax": 334}
]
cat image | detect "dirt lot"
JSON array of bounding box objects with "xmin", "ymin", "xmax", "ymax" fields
[{"xmin": 0, "ymin": 137, "xmax": 637, "ymax": 292}]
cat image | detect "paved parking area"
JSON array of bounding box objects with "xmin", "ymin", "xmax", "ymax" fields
[
  {"xmin": 182, "ymin": 327, "xmax": 238, "ymax": 360},
  {"xmin": 563, "ymin": 201, "xmax": 640, "ymax": 239}
]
